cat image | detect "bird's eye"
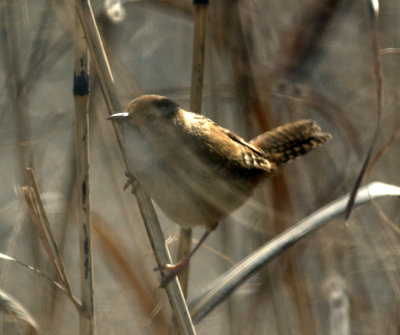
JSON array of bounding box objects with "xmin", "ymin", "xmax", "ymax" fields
[{"xmin": 146, "ymin": 114, "xmax": 157, "ymax": 123}]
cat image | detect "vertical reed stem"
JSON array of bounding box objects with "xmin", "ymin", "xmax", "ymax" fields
[
  {"xmin": 177, "ymin": 0, "xmax": 209, "ymax": 297},
  {"xmin": 73, "ymin": 9, "xmax": 95, "ymax": 334}
]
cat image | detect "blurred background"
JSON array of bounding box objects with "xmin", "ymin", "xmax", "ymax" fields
[{"xmin": 1, "ymin": 0, "xmax": 400, "ymax": 334}]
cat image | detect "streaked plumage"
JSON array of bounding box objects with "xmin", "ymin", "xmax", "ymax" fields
[{"xmin": 109, "ymin": 95, "xmax": 331, "ymax": 231}]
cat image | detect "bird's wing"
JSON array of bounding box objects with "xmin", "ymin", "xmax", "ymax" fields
[
  {"xmin": 183, "ymin": 112, "xmax": 274, "ymax": 173},
  {"xmin": 186, "ymin": 112, "xmax": 264, "ymax": 155},
  {"xmin": 222, "ymin": 127, "xmax": 265, "ymax": 156}
]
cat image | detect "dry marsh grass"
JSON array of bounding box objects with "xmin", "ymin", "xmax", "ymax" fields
[{"xmin": 1, "ymin": 1, "xmax": 400, "ymax": 334}]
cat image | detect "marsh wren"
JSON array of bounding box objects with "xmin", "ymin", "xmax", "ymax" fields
[{"xmin": 108, "ymin": 95, "xmax": 331, "ymax": 285}]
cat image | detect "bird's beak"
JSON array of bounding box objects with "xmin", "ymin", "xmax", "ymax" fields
[{"xmin": 107, "ymin": 112, "xmax": 129, "ymax": 121}]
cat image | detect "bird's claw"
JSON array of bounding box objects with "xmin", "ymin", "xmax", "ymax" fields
[
  {"xmin": 123, "ymin": 171, "xmax": 139, "ymax": 193},
  {"xmin": 154, "ymin": 262, "xmax": 184, "ymax": 288},
  {"xmin": 153, "ymin": 263, "xmax": 176, "ymax": 271}
]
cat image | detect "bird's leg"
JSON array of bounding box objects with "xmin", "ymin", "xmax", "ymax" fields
[
  {"xmin": 155, "ymin": 230, "xmax": 211, "ymax": 287},
  {"xmin": 123, "ymin": 171, "xmax": 139, "ymax": 194}
]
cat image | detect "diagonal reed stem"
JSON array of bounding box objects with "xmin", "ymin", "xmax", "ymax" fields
[
  {"xmin": 23, "ymin": 168, "xmax": 72, "ymax": 295},
  {"xmin": 75, "ymin": 1, "xmax": 196, "ymax": 333}
]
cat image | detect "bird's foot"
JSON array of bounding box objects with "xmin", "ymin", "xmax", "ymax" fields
[
  {"xmin": 123, "ymin": 171, "xmax": 139, "ymax": 194},
  {"xmin": 154, "ymin": 260, "xmax": 186, "ymax": 288}
]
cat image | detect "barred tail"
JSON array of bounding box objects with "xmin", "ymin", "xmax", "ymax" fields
[{"xmin": 250, "ymin": 120, "xmax": 331, "ymax": 165}]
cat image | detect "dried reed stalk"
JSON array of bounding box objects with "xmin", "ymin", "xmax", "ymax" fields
[
  {"xmin": 73, "ymin": 9, "xmax": 95, "ymax": 334},
  {"xmin": 21, "ymin": 169, "xmax": 81, "ymax": 311},
  {"xmin": 177, "ymin": 0, "xmax": 209, "ymax": 297}
]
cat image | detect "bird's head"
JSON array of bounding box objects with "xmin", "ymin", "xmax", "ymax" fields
[{"xmin": 107, "ymin": 95, "xmax": 180, "ymax": 129}]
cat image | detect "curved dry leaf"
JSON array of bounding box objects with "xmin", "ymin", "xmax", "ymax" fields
[
  {"xmin": 0, "ymin": 252, "xmax": 81, "ymax": 310},
  {"xmin": 189, "ymin": 182, "xmax": 400, "ymax": 323}
]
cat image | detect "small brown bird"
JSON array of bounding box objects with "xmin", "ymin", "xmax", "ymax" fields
[{"xmin": 108, "ymin": 95, "xmax": 331, "ymax": 285}]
